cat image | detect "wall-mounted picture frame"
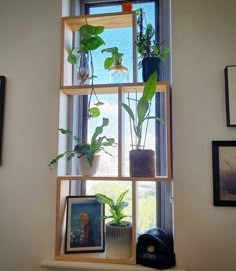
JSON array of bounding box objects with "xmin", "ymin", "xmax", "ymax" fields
[
  {"xmin": 65, "ymin": 196, "xmax": 105, "ymax": 253},
  {"xmin": 224, "ymin": 65, "xmax": 236, "ymax": 126},
  {"xmin": 212, "ymin": 141, "xmax": 236, "ymax": 206},
  {"xmin": 0, "ymin": 76, "xmax": 6, "ymax": 166}
]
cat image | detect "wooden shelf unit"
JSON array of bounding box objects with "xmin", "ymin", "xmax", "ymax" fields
[
  {"xmin": 56, "ymin": 11, "xmax": 172, "ymax": 266},
  {"xmin": 61, "ymin": 11, "xmax": 137, "ymax": 88}
]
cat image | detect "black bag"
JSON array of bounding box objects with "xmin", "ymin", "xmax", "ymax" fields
[{"xmin": 136, "ymin": 227, "xmax": 176, "ymax": 269}]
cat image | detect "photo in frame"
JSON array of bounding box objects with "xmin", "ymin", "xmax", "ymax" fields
[
  {"xmin": 212, "ymin": 141, "xmax": 236, "ymax": 206},
  {"xmin": 65, "ymin": 196, "xmax": 105, "ymax": 253},
  {"xmin": 0, "ymin": 76, "xmax": 6, "ymax": 166},
  {"xmin": 224, "ymin": 65, "xmax": 236, "ymax": 126}
]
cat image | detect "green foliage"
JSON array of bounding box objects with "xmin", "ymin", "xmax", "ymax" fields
[
  {"xmin": 48, "ymin": 118, "xmax": 115, "ymax": 169},
  {"xmin": 67, "ymin": 24, "xmax": 105, "ymax": 64},
  {"xmin": 121, "ymin": 71, "xmax": 163, "ymax": 149},
  {"xmin": 101, "ymin": 47, "xmax": 124, "ymax": 69},
  {"xmin": 136, "ymin": 8, "xmax": 169, "ymax": 65},
  {"xmin": 96, "ymin": 190, "xmax": 130, "ymax": 227}
]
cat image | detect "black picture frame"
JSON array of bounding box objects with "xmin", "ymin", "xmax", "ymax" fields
[
  {"xmin": 212, "ymin": 141, "xmax": 236, "ymax": 206},
  {"xmin": 224, "ymin": 65, "xmax": 236, "ymax": 126},
  {"xmin": 0, "ymin": 76, "xmax": 6, "ymax": 166},
  {"xmin": 65, "ymin": 196, "xmax": 105, "ymax": 253}
]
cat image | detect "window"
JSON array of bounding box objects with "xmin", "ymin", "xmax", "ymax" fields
[{"xmin": 60, "ymin": 0, "xmax": 172, "ymax": 237}]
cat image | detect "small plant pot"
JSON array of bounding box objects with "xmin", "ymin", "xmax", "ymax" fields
[
  {"xmin": 142, "ymin": 57, "xmax": 160, "ymax": 82},
  {"xmin": 129, "ymin": 149, "xmax": 155, "ymax": 177},
  {"xmin": 105, "ymin": 222, "xmax": 132, "ymax": 259},
  {"xmin": 77, "ymin": 155, "xmax": 100, "ymax": 176}
]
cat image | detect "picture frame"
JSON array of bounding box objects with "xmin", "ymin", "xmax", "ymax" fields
[
  {"xmin": 65, "ymin": 196, "xmax": 105, "ymax": 253},
  {"xmin": 212, "ymin": 141, "xmax": 236, "ymax": 206},
  {"xmin": 224, "ymin": 65, "xmax": 236, "ymax": 126},
  {"xmin": 0, "ymin": 76, "xmax": 6, "ymax": 166}
]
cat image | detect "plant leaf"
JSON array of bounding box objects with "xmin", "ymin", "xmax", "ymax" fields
[
  {"xmin": 67, "ymin": 52, "xmax": 77, "ymax": 65},
  {"xmin": 116, "ymin": 190, "xmax": 129, "ymax": 205},
  {"xmin": 137, "ymin": 97, "xmax": 149, "ymax": 125},
  {"xmin": 142, "ymin": 71, "xmax": 157, "ymax": 102},
  {"xmin": 104, "ymin": 57, "xmax": 114, "ymax": 69},
  {"xmin": 121, "ymin": 103, "xmax": 135, "ymax": 120},
  {"xmin": 81, "ymin": 36, "xmax": 105, "ymax": 51},
  {"xmin": 59, "ymin": 128, "xmax": 72, "ymax": 135},
  {"xmin": 96, "ymin": 193, "xmax": 114, "ymax": 207},
  {"xmin": 88, "ymin": 107, "xmax": 100, "ymax": 118}
]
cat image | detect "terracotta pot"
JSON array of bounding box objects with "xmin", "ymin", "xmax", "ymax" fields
[
  {"xmin": 77, "ymin": 155, "xmax": 100, "ymax": 176},
  {"xmin": 129, "ymin": 149, "xmax": 155, "ymax": 177},
  {"xmin": 105, "ymin": 222, "xmax": 132, "ymax": 259}
]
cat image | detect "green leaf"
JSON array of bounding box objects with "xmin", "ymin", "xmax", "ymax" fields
[
  {"xmin": 137, "ymin": 97, "xmax": 149, "ymax": 125},
  {"xmin": 142, "ymin": 71, "xmax": 157, "ymax": 102},
  {"xmin": 121, "ymin": 103, "xmax": 135, "ymax": 121},
  {"xmin": 96, "ymin": 193, "xmax": 114, "ymax": 207},
  {"xmin": 79, "ymin": 24, "xmax": 104, "ymax": 37},
  {"xmin": 104, "ymin": 57, "xmax": 114, "ymax": 69},
  {"xmin": 145, "ymin": 116, "xmax": 164, "ymax": 125},
  {"xmin": 116, "ymin": 190, "xmax": 129, "ymax": 205},
  {"xmin": 59, "ymin": 128, "xmax": 72, "ymax": 135},
  {"xmin": 81, "ymin": 36, "xmax": 105, "ymax": 51},
  {"xmin": 67, "ymin": 52, "xmax": 77, "ymax": 65},
  {"xmin": 88, "ymin": 107, "xmax": 100, "ymax": 118}
]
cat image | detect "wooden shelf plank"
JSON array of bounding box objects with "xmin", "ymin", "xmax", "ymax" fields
[
  {"xmin": 56, "ymin": 176, "xmax": 171, "ymax": 181},
  {"xmin": 62, "ymin": 12, "xmax": 135, "ymax": 31}
]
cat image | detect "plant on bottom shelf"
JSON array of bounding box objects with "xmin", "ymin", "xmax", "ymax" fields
[
  {"xmin": 121, "ymin": 71, "xmax": 163, "ymax": 177},
  {"xmin": 48, "ymin": 118, "xmax": 115, "ymax": 176},
  {"xmin": 96, "ymin": 190, "xmax": 132, "ymax": 259},
  {"xmin": 67, "ymin": 24, "xmax": 106, "ymax": 119}
]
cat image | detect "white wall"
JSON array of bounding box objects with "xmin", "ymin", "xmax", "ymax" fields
[
  {"xmin": 1, "ymin": 0, "xmax": 236, "ymax": 271},
  {"xmin": 0, "ymin": 1, "xmax": 61, "ymax": 270},
  {"xmin": 172, "ymin": 0, "xmax": 236, "ymax": 271}
]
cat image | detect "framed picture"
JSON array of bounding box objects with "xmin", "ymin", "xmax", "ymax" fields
[
  {"xmin": 224, "ymin": 65, "xmax": 236, "ymax": 126},
  {"xmin": 212, "ymin": 141, "xmax": 236, "ymax": 206},
  {"xmin": 65, "ymin": 196, "xmax": 105, "ymax": 253},
  {"xmin": 0, "ymin": 76, "xmax": 6, "ymax": 166}
]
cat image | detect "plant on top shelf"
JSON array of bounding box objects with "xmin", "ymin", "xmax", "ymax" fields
[
  {"xmin": 96, "ymin": 190, "xmax": 132, "ymax": 259},
  {"xmin": 136, "ymin": 8, "xmax": 170, "ymax": 81},
  {"xmin": 67, "ymin": 24, "xmax": 106, "ymax": 118},
  {"xmin": 121, "ymin": 71, "xmax": 163, "ymax": 177},
  {"xmin": 101, "ymin": 47, "xmax": 128, "ymax": 83},
  {"xmin": 48, "ymin": 118, "xmax": 115, "ymax": 176}
]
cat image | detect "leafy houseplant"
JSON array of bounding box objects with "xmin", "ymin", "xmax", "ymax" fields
[
  {"xmin": 67, "ymin": 24, "xmax": 106, "ymax": 119},
  {"xmin": 96, "ymin": 190, "xmax": 132, "ymax": 259},
  {"xmin": 121, "ymin": 71, "xmax": 163, "ymax": 177},
  {"xmin": 136, "ymin": 8, "xmax": 170, "ymax": 81},
  {"xmin": 101, "ymin": 47, "xmax": 128, "ymax": 83},
  {"xmin": 48, "ymin": 118, "xmax": 115, "ymax": 176}
]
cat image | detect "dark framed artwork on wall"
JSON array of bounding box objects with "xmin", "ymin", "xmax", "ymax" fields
[
  {"xmin": 224, "ymin": 65, "xmax": 236, "ymax": 126},
  {"xmin": 65, "ymin": 196, "xmax": 105, "ymax": 253},
  {"xmin": 212, "ymin": 141, "xmax": 236, "ymax": 206},
  {"xmin": 0, "ymin": 76, "xmax": 6, "ymax": 166}
]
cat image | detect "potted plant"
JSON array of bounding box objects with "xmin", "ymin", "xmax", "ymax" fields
[
  {"xmin": 48, "ymin": 118, "xmax": 115, "ymax": 176},
  {"xmin": 96, "ymin": 190, "xmax": 132, "ymax": 259},
  {"xmin": 136, "ymin": 8, "xmax": 170, "ymax": 82},
  {"xmin": 101, "ymin": 47, "xmax": 128, "ymax": 83},
  {"xmin": 68, "ymin": 24, "xmax": 106, "ymax": 119},
  {"xmin": 121, "ymin": 71, "xmax": 163, "ymax": 177}
]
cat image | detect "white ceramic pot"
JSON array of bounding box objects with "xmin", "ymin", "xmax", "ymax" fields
[
  {"xmin": 105, "ymin": 222, "xmax": 132, "ymax": 259},
  {"xmin": 77, "ymin": 155, "xmax": 100, "ymax": 176}
]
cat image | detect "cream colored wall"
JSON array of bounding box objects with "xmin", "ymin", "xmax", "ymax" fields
[
  {"xmin": 172, "ymin": 0, "xmax": 236, "ymax": 271},
  {"xmin": 0, "ymin": 0, "xmax": 61, "ymax": 270}
]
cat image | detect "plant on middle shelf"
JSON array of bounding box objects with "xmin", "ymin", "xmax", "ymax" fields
[
  {"xmin": 136, "ymin": 8, "xmax": 170, "ymax": 82},
  {"xmin": 48, "ymin": 118, "xmax": 115, "ymax": 176},
  {"xmin": 67, "ymin": 24, "xmax": 106, "ymax": 118},
  {"xmin": 101, "ymin": 47, "xmax": 128, "ymax": 84},
  {"xmin": 96, "ymin": 190, "xmax": 132, "ymax": 259},
  {"xmin": 121, "ymin": 71, "xmax": 163, "ymax": 177}
]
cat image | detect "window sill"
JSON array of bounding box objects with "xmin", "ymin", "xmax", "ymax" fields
[{"xmin": 40, "ymin": 259, "xmax": 186, "ymax": 271}]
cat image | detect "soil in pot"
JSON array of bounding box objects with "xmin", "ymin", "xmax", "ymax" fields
[{"xmin": 130, "ymin": 149, "xmax": 155, "ymax": 177}]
